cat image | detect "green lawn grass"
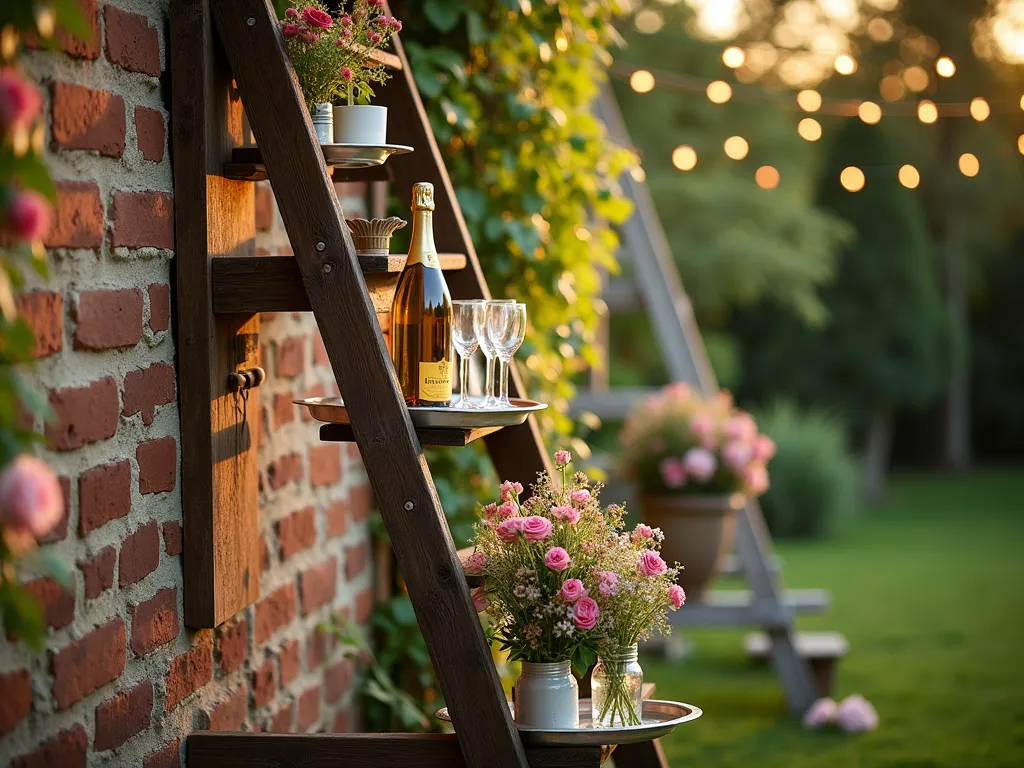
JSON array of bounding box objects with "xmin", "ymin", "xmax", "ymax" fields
[{"xmin": 641, "ymin": 469, "xmax": 1024, "ymax": 768}]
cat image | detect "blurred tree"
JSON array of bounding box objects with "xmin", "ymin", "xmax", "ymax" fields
[{"xmin": 739, "ymin": 117, "xmax": 949, "ymax": 502}]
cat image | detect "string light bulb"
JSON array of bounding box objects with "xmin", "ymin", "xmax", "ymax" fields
[
  {"xmin": 834, "ymin": 54, "xmax": 857, "ymax": 75},
  {"xmin": 672, "ymin": 145, "xmax": 697, "ymax": 171},
  {"xmin": 898, "ymin": 165, "xmax": 920, "ymax": 189},
  {"xmin": 706, "ymin": 80, "xmax": 733, "ymax": 104},
  {"xmin": 959, "ymin": 153, "xmax": 979, "ymax": 177},
  {"xmin": 902, "ymin": 66, "xmax": 929, "ymax": 92},
  {"xmin": 797, "ymin": 89, "xmax": 822, "ymax": 112},
  {"xmin": 859, "ymin": 101, "xmax": 882, "ymax": 124},
  {"xmin": 936, "ymin": 56, "xmax": 956, "ymax": 77},
  {"xmin": 798, "ymin": 118, "xmax": 822, "ymax": 141},
  {"xmin": 1020, "ymin": 94, "xmax": 1024, "ymax": 110},
  {"xmin": 970, "ymin": 97, "xmax": 990, "ymax": 121},
  {"xmin": 723, "ymin": 136, "xmax": 749, "ymax": 160},
  {"xmin": 755, "ymin": 166, "xmax": 780, "ymax": 189},
  {"xmin": 1018, "ymin": 135, "xmax": 1024, "ymax": 155},
  {"xmin": 630, "ymin": 69, "xmax": 655, "ymax": 93},
  {"xmin": 723, "ymin": 46, "xmax": 745, "ymax": 68},
  {"xmin": 840, "ymin": 166, "xmax": 866, "ymax": 192},
  {"xmin": 917, "ymin": 100, "xmax": 938, "ymax": 123}
]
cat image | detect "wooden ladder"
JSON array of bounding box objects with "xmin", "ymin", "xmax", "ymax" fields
[{"xmin": 171, "ymin": 0, "xmax": 670, "ymax": 765}]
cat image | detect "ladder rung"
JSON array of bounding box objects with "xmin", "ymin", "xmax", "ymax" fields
[
  {"xmin": 224, "ymin": 160, "xmax": 391, "ymax": 183},
  {"xmin": 320, "ymin": 423, "xmax": 504, "ymax": 448}
]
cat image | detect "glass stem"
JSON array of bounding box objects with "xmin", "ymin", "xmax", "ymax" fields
[
  {"xmin": 484, "ymin": 356, "xmax": 496, "ymax": 402},
  {"xmin": 459, "ymin": 353, "xmax": 470, "ymax": 407},
  {"xmin": 499, "ymin": 358, "xmax": 510, "ymax": 406}
]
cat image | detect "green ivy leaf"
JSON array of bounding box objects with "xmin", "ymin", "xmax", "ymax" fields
[
  {"xmin": 423, "ymin": 0, "xmax": 464, "ymax": 33},
  {"xmin": 0, "ymin": 581, "xmax": 45, "ymax": 650}
]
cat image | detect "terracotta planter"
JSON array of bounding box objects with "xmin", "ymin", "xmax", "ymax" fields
[{"xmin": 639, "ymin": 493, "xmax": 745, "ymax": 601}]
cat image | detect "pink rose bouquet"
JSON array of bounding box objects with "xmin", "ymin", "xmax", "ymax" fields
[{"xmin": 620, "ymin": 382, "xmax": 773, "ymax": 499}]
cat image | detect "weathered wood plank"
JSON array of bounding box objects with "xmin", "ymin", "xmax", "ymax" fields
[
  {"xmin": 209, "ymin": 1, "xmax": 528, "ymax": 765},
  {"xmin": 223, "ymin": 161, "xmax": 391, "ymax": 182},
  {"xmin": 171, "ymin": 0, "xmax": 260, "ymax": 628},
  {"xmin": 320, "ymin": 423, "xmax": 503, "ymax": 448}
]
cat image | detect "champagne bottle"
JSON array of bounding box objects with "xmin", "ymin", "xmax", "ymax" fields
[{"xmin": 391, "ymin": 182, "xmax": 453, "ymax": 406}]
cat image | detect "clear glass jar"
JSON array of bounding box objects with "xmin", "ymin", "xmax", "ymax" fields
[{"xmin": 591, "ymin": 644, "xmax": 644, "ymax": 727}]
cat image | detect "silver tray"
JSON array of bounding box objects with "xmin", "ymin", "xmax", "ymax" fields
[
  {"xmin": 320, "ymin": 143, "xmax": 413, "ymax": 168},
  {"xmin": 435, "ymin": 699, "xmax": 701, "ymax": 747},
  {"xmin": 295, "ymin": 395, "xmax": 547, "ymax": 428}
]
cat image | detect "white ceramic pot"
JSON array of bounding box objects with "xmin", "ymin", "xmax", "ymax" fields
[
  {"xmin": 333, "ymin": 104, "xmax": 387, "ymax": 145},
  {"xmin": 513, "ymin": 660, "xmax": 579, "ymax": 729},
  {"xmin": 311, "ymin": 103, "xmax": 333, "ymax": 145}
]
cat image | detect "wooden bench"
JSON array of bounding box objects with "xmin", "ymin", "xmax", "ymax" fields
[{"xmin": 744, "ymin": 631, "xmax": 848, "ymax": 699}]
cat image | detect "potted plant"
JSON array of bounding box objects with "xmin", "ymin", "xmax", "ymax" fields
[
  {"xmin": 278, "ymin": 0, "xmax": 401, "ymax": 145},
  {"xmin": 619, "ymin": 383, "xmax": 775, "ymax": 600}
]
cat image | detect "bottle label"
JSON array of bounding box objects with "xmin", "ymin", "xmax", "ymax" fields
[
  {"xmin": 422, "ymin": 251, "xmax": 440, "ymax": 268},
  {"xmin": 419, "ymin": 358, "xmax": 452, "ymax": 403}
]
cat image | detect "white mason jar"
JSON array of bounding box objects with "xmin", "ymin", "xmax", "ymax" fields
[
  {"xmin": 310, "ymin": 103, "xmax": 333, "ymax": 144},
  {"xmin": 333, "ymin": 104, "xmax": 387, "ymax": 145},
  {"xmin": 513, "ymin": 660, "xmax": 579, "ymax": 729}
]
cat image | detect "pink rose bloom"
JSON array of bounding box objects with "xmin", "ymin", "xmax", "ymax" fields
[
  {"xmin": 340, "ymin": 13, "xmax": 352, "ymax": 25},
  {"xmin": 300, "ymin": 6, "xmax": 333, "ymax": 28},
  {"xmin": 282, "ymin": 22, "xmax": 300, "ymax": 37},
  {"xmin": 659, "ymin": 457, "xmax": 686, "ymax": 489},
  {"xmin": 471, "ymin": 587, "xmax": 489, "ymax": 612},
  {"xmin": 521, "ymin": 515, "xmax": 552, "ymax": 542},
  {"xmin": 554, "ymin": 450, "xmax": 571, "ymax": 466},
  {"xmin": 496, "ymin": 502, "xmax": 516, "ymax": 519},
  {"xmin": 0, "ymin": 455, "xmax": 64, "ymax": 539},
  {"xmin": 569, "ymin": 489, "xmax": 590, "ymax": 507},
  {"xmin": 481, "ymin": 502, "xmax": 497, "ymax": 518},
  {"xmin": 552, "ymin": 505, "xmax": 579, "ymax": 524},
  {"xmin": 284, "ymin": 6, "xmax": 298, "ymax": 18},
  {"xmin": 802, "ymin": 697, "xmax": 838, "ymax": 729},
  {"xmin": 597, "ymin": 571, "xmax": 618, "ymax": 596},
  {"xmin": 544, "ymin": 546, "xmax": 570, "ymax": 571},
  {"xmin": 669, "ymin": 584, "xmax": 686, "ymax": 609},
  {"xmin": 753, "ymin": 434, "xmax": 776, "ymax": 462},
  {"xmin": 0, "ymin": 69, "xmax": 43, "ymax": 132},
  {"xmin": 560, "ymin": 578, "xmax": 586, "ymax": 602},
  {"xmin": 836, "ymin": 695, "xmax": 878, "ymax": 734},
  {"xmin": 500, "ymin": 480, "xmax": 523, "ymax": 501},
  {"xmin": 495, "ymin": 517, "xmax": 523, "ymax": 542},
  {"xmin": 724, "ymin": 412, "xmax": 758, "ymax": 442},
  {"xmin": 5, "ymin": 190, "xmax": 52, "ymax": 242},
  {"xmin": 573, "ymin": 596, "xmax": 600, "ymax": 630},
  {"xmin": 636, "ymin": 549, "xmax": 667, "ymax": 578},
  {"xmin": 665, "ymin": 381, "xmax": 691, "ymax": 400},
  {"xmin": 634, "ymin": 523, "xmax": 654, "ymax": 540},
  {"xmin": 722, "ymin": 440, "xmax": 753, "ymax": 472},
  {"xmin": 744, "ymin": 464, "xmax": 769, "ymax": 496},
  {"xmin": 683, "ymin": 447, "xmax": 717, "ymax": 483},
  {"xmin": 464, "ymin": 551, "xmax": 487, "ymax": 574}
]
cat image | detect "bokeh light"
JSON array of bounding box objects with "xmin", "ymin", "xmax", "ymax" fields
[
  {"xmin": 867, "ymin": 17, "xmax": 893, "ymax": 41},
  {"xmin": 903, "ymin": 66, "xmax": 929, "ymax": 92},
  {"xmin": 635, "ymin": 9, "xmax": 664, "ymax": 34},
  {"xmin": 840, "ymin": 166, "xmax": 866, "ymax": 192},
  {"xmin": 755, "ymin": 165, "xmax": 780, "ymax": 189},
  {"xmin": 834, "ymin": 54, "xmax": 857, "ymax": 75},
  {"xmin": 1019, "ymin": 134, "xmax": 1024, "ymax": 154},
  {"xmin": 917, "ymin": 100, "xmax": 938, "ymax": 123},
  {"xmin": 859, "ymin": 101, "xmax": 882, "ymax": 124},
  {"xmin": 707, "ymin": 80, "xmax": 733, "ymax": 103},
  {"xmin": 797, "ymin": 89, "xmax": 822, "ymax": 112},
  {"xmin": 672, "ymin": 145, "xmax": 698, "ymax": 171},
  {"xmin": 970, "ymin": 97, "xmax": 991, "ymax": 121},
  {"xmin": 723, "ymin": 135, "xmax": 749, "ymax": 159},
  {"xmin": 936, "ymin": 56, "xmax": 956, "ymax": 77},
  {"xmin": 959, "ymin": 153, "xmax": 979, "ymax": 176},
  {"xmin": 630, "ymin": 69, "xmax": 655, "ymax": 93},
  {"xmin": 880, "ymin": 75, "xmax": 906, "ymax": 102},
  {"xmin": 798, "ymin": 118, "xmax": 822, "ymax": 141},
  {"xmin": 898, "ymin": 164, "xmax": 920, "ymax": 189},
  {"xmin": 722, "ymin": 46, "xmax": 746, "ymax": 68}
]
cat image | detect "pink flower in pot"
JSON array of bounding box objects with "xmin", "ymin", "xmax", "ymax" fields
[
  {"xmin": 689, "ymin": 412, "xmax": 717, "ymax": 450},
  {"xmin": 753, "ymin": 434, "xmax": 776, "ymax": 462},
  {"xmin": 722, "ymin": 440, "xmax": 753, "ymax": 473},
  {"xmin": 744, "ymin": 464, "xmax": 769, "ymax": 496},
  {"xmin": 724, "ymin": 412, "xmax": 757, "ymax": 442},
  {"xmin": 659, "ymin": 457, "xmax": 686, "ymax": 489},
  {"xmin": 682, "ymin": 447, "xmax": 717, "ymax": 483}
]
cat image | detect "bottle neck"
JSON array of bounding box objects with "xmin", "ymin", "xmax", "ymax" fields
[
  {"xmin": 602, "ymin": 644, "xmax": 639, "ymax": 664},
  {"xmin": 406, "ymin": 209, "xmax": 436, "ymax": 266}
]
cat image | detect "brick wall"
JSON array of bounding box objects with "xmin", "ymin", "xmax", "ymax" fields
[{"xmin": 0, "ymin": 2, "xmax": 374, "ymax": 765}]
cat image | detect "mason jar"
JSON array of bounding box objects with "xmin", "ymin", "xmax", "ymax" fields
[
  {"xmin": 591, "ymin": 644, "xmax": 644, "ymax": 727},
  {"xmin": 513, "ymin": 660, "xmax": 579, "ymax": 729}
]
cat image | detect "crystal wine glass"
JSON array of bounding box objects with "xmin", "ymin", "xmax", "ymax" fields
[
  {"xmin": 475, "ymin": 299, "xmax": 515, "ymax": 408},
  {"xmin": 486, "ymin": 302, "xmax": 527, "ymax": 409},
  {"xmin": 451, "ymin": 300, "xmax": 485, "ymax": 409}
]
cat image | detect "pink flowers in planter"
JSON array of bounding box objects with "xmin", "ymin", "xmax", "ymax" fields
[{"xmin": 803, "ymin": 695, "xmax": 879, "ymax": 734}]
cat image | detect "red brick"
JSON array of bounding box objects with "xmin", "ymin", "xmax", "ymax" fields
[
  {"xmin": 45, "ymin": 181, "xmax": 103, "ymax": 248},
  {"xmin": 208, "ymin": 685, "xmax": 248, "ymax": 731},
  {"xmin": 299, "ymin": 558, "xmax": 337, "ymax": 615},
  {"xmin": 332, "ymin": 707, "xmax": 352, "ymax": 733},
  {"xmin": 267, "ymin": 702, "xmax": 294, "ymax": 733},
  {"xmin": 255, "ymin": 185, "xmax": 273, "ymax": 231},
  {"xmin": 276, "ymin": 336, "xmax": 305, "ymax": 378},
  {"xmin": 216, "ymin": 616, "xmax": 248, "ymax": 675},
  {"xmin": 74, "ymin": 288, "xmax": 143, "ymax": 350},
  {"xmin": 138, "ymin": 436, "xmax": 177, "ymax": 494},
  {"xmin": 123, "ymin": 363, "xmax": 175, "ymax": 425},
  {"xmin": 47, "ymin": 377, "xmax": 119, "ymax": 451},
  {"xmin": 52, "ymin": 618, "xmax": 126, "ymax": 710},
  {"xmin": 94, "ymin": 679, "xmax": 153, "ymax": 750},
  {"xmin": 51, "ymin": 82, "xmax": 125, "ymax": 157},
  {"xmin": 272, "ymin": 392, "xmax": 295, "ymax": 429},
  {"xmin": 0, "ymin": 668, "xmax": 31, "ymax": 736},
  {"xmin": 131, "ymin": 586, "xmax": 179, "ymax": 656},
  {"xmin": 305, "ymin": 627, "xmax": 332, "ymax": 672},
  {"xmin": 349, "ymin": 482, "xmax": 373, "ymax": 522},
  {"xmin": 325, "ymin": 500, "xmax": 347, "ymax": 538},
  {"xmin": 24, "ymin": 0, "xmax": 100, "ymax": 59},
  {"xmin": 313, "ymin": 331, "xmax": 329, "ymax": 365},
  {"xmin": 276, "ymin": 506, "xmax": 315, "ymax": 560},
  {"xmin": 79, "ymin": 546, "xmax": 116, "ymax": 599},
  {"xmin": 111, "ymin": 191, "xmax": 174, "ymax": 249},
  {"xmin": 279, "ymin": 638, "xmax": 301, "ymax": 685},
  {"xmin": 259, "ymin": 533, "xmax": 270, "ymax": 574},
  {"xmin": 163, "ymin": 520, "xmax": 182, "ymax": 556},
  {"xmin": 254, "ymin": 583, "xmax": 297, "ymax": 644},
  {"xmin": 23, "ymin": 577, "xmax": 74, "ymax": 629},
  {"xmin": 297, "ymin": 685, "xmax": 321, "ymax": 731},
  {"xmin": 345, "ymin": 541, "xmax": 370, "ymax": 582},
  {"xmin": 309, "ymin": 444, "xmax": 342, "ymax": 488},
  {"xmin": 11, "ymin": 724, "xmax": 87, "ymax": 768},
  {"xmin": 325, "ymin": 658, "xmax": 354, "ymax": 704},
  {"xmin": 251, "ymin": 658, "xmax": 276, "ymax": 708},
  {"xmin": 15, "ymin": 291, "xmax": 63, "ymax": 358},
  {"xmin": 120, "ymin": 521, "xmax": 160, "ymax": 586},
  {"xmin": 346, "ymin": 443, "xmax": 361, "ymax": 462},
  {"xmin": 78, "ymin": 459, "xmax": 130, "ymax": 534},
  {"xmin": 143, "ymin": 739, "xmax": 180, "ymax": 768},
  {"xmin": 135, "ymin": 106, "xmax": 165, "ymax": 161},
  {"xmin": 165, "ymin": 633, "xmax": 213, "ymax": 711},
  {"xmin": 39, "ymin": 475, "xmax": 71, "ymax": 544},
  {"xmin": 148, "ymin": 283, "xmax": 170, "ymax": 332},
  {"xmin": 267, "ymin": 452, "xmax": 303, "ymax": 491},
  {"xmin": 103, "ymin": 6, "xmax": 161, "ymax": 76},
  {"xmin": 355, "ymin": 586, "xmax": 374, "ymax": 624}
]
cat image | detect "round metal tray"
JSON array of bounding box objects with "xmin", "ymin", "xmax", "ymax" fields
[
  {"xmin": 295, "ymin": 395, "xmax": 547, "ymax": 428},
  {"xmin": 320, "ymin": 143, "xmax": 413, "ymax": 168},
  {"xmin": 435, "ymin": 699, "xmax": 701, "ymax": 747}
]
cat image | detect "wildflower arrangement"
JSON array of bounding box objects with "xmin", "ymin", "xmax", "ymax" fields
[
  {"xmin": 279, "ymin": 0, "xmax": 402, "ymax": 109},
  {"xmin": 620, "ymin": 382, "xmax": 775, "ymax": 498}
]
